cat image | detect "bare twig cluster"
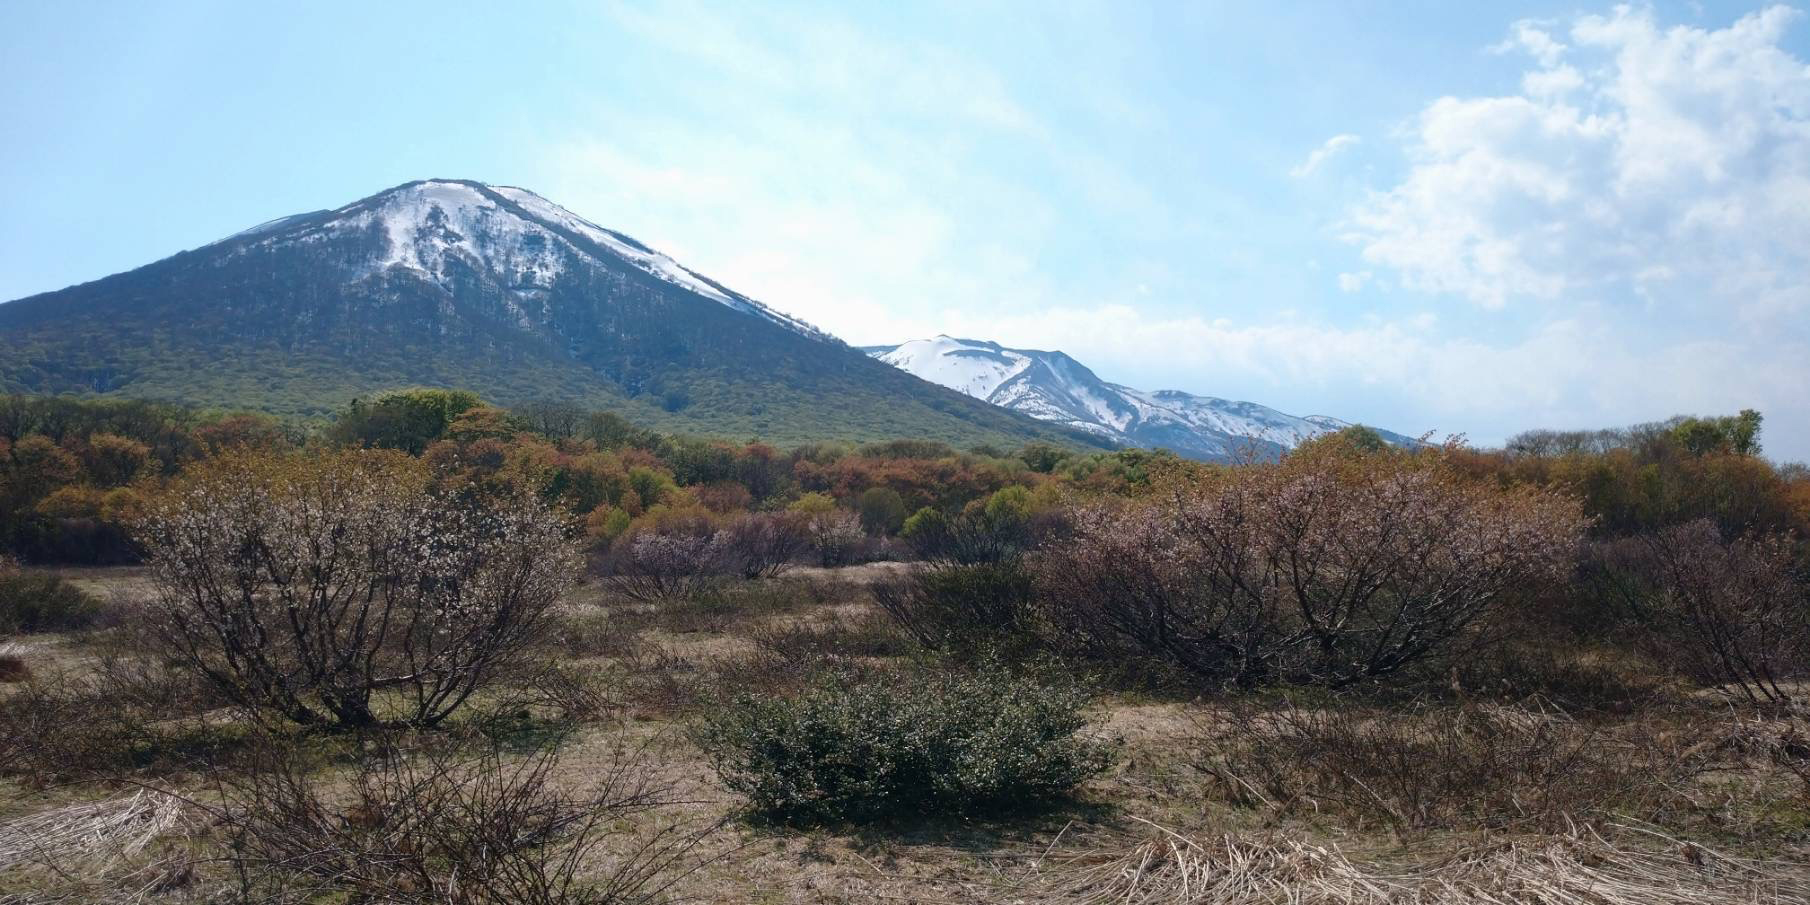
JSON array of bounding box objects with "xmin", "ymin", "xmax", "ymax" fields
[{"xmin": 215, "ymin": 737, "xmax": 711, "ymax": 905}]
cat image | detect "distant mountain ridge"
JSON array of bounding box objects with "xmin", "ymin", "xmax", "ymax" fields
[
  {"xmin": 0, "ymin": 180, "xmax": 1109, "ymax": 451},
  {"xmin": 865, "ymin": 336, "xmax": 1415, "ymax": 461}
]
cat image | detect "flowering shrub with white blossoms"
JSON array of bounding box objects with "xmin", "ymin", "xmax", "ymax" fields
[
  {"xmin": 804, "ymin": 509, "xmax": 865, "ymax": 567},
  {"xmin": 135, "ymin": 449, "xmax": 581, "ymax": 729},
  {"xmin": 608, "ymin": 531, "xmax": 731, "ymax": 602}
]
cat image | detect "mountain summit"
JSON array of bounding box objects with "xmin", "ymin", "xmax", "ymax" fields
[
  {"xmin": 865, "ymin": 336, "xmax": 1414, "ymax": 461},
  {"xmin": 0, "ymin": 180, "xmax": 1106, "ymax": 449},
  {"xmin": 204, "ymin": 180, "xmax": 831, "ymax": 341}
]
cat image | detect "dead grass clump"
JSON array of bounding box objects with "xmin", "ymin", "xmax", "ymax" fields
[
  {"xmin": 0, "ymin": 789, "xmax": 194, "ymax": 875},
  {"xmin": 0, "ymin": 789, "xmax": 201, "ymax": 901},
  {"xmin": 749, "ymin": 612, "xmax": 911, "ymax": 663},
  {"xmin": 1021, "ymin": 819, "xmax": 1810, "ymax": 904},
  {"xmin": 1718, "ymin": 713, "xmax": 1810, "ymax": 800},
  {"xmin": 1190, "ymin": 699, "xmax": 1708, "ymax": 833}
]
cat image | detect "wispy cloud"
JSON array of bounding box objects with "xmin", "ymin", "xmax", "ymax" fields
[
  {"xmin": 1289, "ymin": 133, "xmax": 1360, "ymax": 178},
  {"xmin": 540, "ymin": 2, "xmax": 1159, "ymax": 346}
]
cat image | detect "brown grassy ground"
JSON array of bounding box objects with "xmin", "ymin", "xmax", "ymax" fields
[{"xmin": 3, "ymin": 564, "xmax": 1809, "ymax": 903}]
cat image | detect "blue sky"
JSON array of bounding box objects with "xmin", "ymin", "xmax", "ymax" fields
[{"xmin": 4, "ymin": 2, "xmax": 1808, "ymax": 458}]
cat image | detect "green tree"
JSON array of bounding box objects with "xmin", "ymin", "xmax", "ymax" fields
[
  {"xmin": 1019, "ymin": 442, "xmax": 1070, "ymax": 474},
  {"xmin": 1671, "ymin": 409, "xmax": 1763, "ymax": 457},
  {"xmin": 857, "ymin": 487, "xmax": 908, "ymax": 536},
  {"xmin": 788, "ymin": 492, "xmax": 837, "ymax": 516},
  {"xmin": 329, "ymin": 389, "xmax": 483, "ymax": 454}
]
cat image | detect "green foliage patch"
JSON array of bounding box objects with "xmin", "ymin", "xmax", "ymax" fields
[{"xmin": 693, "ymin": 664, "xmax": 1115, "ymax": 824}]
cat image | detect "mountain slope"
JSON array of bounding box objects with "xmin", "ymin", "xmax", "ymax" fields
[
  {"xmin": 866, "ymin": 336, "xmax": 1415, "ymax": 461},
  {"xmin": 0, "ymin": 180, "xmax": 1108, "ymax": 450}
]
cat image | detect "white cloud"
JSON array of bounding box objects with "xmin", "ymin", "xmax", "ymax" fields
[
  {"xmin": 1290, "ymin": 133, "xmax": 1361, "ymax": 178},
  {"xmin": 1337, "ymin": 271, "xmax": 1373, "ymax": 292},
  {"xmin": 1349, "ymin": 5, "xmax": 1810, "ymax": 324},
  {"xmin": 1491, "ymin": 20, "xmax": 1568, "ymax": 67}
]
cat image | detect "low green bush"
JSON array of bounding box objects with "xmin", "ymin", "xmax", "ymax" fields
[
  {"xmin": 694, "ymin": 665, "xmax": 1114, "ymax": 824},
  {"xmin": 0, "ymin": 567, "xmax": 105, "ymax": 634}
]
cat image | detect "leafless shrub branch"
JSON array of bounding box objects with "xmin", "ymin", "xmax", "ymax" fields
[{"xmin": 214, "ymin": 735, "xmax": 713, "ymax": 905}]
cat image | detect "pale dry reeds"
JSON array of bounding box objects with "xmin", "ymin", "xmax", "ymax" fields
[{"xmin": 1018, "ymin": 818, "xmax": 1810, "ymax": 905}]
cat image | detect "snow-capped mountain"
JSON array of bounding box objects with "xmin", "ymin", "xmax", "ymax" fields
[
  {"xmin": 866, "ymin": 336, "xmax": 1415, "ymax": 461},
  {"xmin": 211, "ymin": 179, "xmax": 832, "ymax": 341},
  {"xmin": 0, "ymin": 181, "xmax": 1107, "ymax": 450}
]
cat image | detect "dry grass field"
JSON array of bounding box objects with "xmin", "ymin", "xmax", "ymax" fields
[{"xmin": 5, "ymin": 562, "xmax": 1810, "ymax": 904}]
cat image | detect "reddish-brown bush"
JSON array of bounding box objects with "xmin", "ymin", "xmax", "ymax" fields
[
  {"xmin": 714, "ymin": 511, "xmax": 809, "ymax": 579},
  {"xmin": 1034, "ymin": 445, "xmax": 1586, "ymax": 688},
  {"xmin": 1590, "ymin": 519, "xmax": 1810, "ymax": 705}
]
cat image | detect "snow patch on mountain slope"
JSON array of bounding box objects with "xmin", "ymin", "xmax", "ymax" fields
[
  {"xmin": 490, "ymin": 186, "xmax": 730, "ymax": 304},
  {"xmin": 488, "ymin": 185, "xmax": 832, "ymax": 341},
  {"xmin": 875, "ymin": 336, "xmax": 1032, "ymax": 399}
]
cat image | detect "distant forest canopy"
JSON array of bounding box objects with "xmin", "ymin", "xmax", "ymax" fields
[{"xmin": 0, "ymin": 389, "xmax": 1802, "ymax": 564}]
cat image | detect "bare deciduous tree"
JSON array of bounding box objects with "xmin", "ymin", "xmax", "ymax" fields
[
  {"xmin": 714, "ymin": 512, "xmax": 809, "ymax": 579},
  {"xmin": 804, "ymin": 509, "xmax": 865, "ymax": 567},
  {"xmin": 136, "ymin": 450, "xmax": 581, "ymax": 729}
]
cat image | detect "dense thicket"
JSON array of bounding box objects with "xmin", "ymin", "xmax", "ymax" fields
[
  {"xmin": 0, "ymin": 390, "xmax": 1159, "ymax": 565},
  {"xmin": 7, "ymin": 391, "xmax": 1807, "ymax": 696}
]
